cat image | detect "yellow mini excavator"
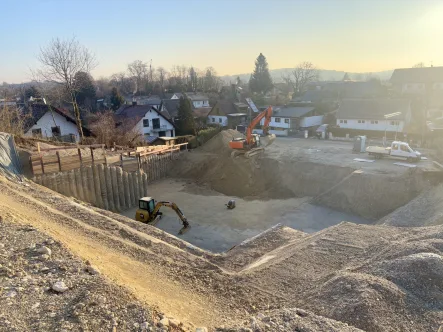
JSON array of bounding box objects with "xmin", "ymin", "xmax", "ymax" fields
[{"xmin": 135, "ymin": 197, "xmax": 191, "ymax": 235}]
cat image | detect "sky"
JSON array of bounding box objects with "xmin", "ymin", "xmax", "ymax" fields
[{"xmin": 1, "ymin": 0, "xmax": 443, "ymax": 83}]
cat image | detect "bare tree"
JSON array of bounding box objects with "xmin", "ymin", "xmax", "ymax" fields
[
  {"xmin": 110, "ymin": 72, "xmax": 133, "ymax": 95},
  {"xmin": 413, "ymin": 62, "xmax": 425, "ymax": 68},
  {"xmin": 0, "ymin": 103, "xmax": 32, "ymax": 136},
  {"xmin": 34, "ymin": 37, "xmax": 97, "ymax": 140},
  {"xmin": 127, "ymin": 60, "xmax": 148, "ymax": 94},
  {"xmin": 156, "ymin": 67, "xmax": 168, "ymax": 92},
  {"xmin": 284, "ymin": 62, "xmax": 319, "ymax": 94}
]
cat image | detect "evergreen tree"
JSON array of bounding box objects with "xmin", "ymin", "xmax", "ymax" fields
[
  {"xmin": 74, "ymin": 71, "xmax": 97, "ymax": 109},
  {"xmin": 188, "ymin": 67, "xmax": 198, "ymax": 92},
  {"xmin": 176, "ymin": 96, "xmax": 195, "ymax": 135},
  {"xmin": 249, "ymin": 53, "xmax": 273, "ymax": 94},
  {"xmin": 110, "ymin": 87, "xmax": 124, "ymax": 111}
]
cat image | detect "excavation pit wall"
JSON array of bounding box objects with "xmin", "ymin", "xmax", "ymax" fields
[
  {"xmin": 170, "ymin": 154, "xmax": 428, "ymax": 220},
  {"xmin": 33, "ymin": 153, "xmax": 177, "ymax": 212}
]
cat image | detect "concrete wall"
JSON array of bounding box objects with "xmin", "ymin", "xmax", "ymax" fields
[{"xmin": 33, "ymin": 153, "xmax": 176, "ymax": 212}]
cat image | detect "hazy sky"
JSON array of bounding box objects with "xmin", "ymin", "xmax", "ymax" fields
[{"xmin": 1, "ymin": 0, "xmax": 443, "ymax": 83}]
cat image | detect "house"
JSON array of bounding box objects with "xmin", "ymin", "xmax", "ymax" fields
[
  {"xmin": 171, "ymin": 92, "xmax": 210, "ymax": 108},
  {"xmin": 23, "ymin": 103, "xmax": 92, "ymax": 142},
  {"xmin": 390, "ymin": 66, "xmax": 443, "ymax": 95},
  {"xmin": 207, "ymin": 100, "xmax": 249, "ymax": 127},
  {"xmin": 336, "ymin": 99, "xmax": 411, "ymax": 133},
  {"xmin": 258, "ymin": 106, "xmax": 319, "ymax": 136},
  {"xmin": 115, "ymin": 104, "xmax": 176, "ymax": 142},
  {"xmin": 159, "ymin": 99, "xmax": 180, "ymax": 120},
  {"xmin": 123, "ymin": 95, "xmax": 162, "ymax": 108}
]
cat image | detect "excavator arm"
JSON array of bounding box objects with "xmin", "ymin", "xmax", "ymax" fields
[
  {"xmin": 246, "ymin": 106, "xmax": 273, "ymax": 145},
  {"xmin": 152, "ymin": 201, "xmax": 190, "ymax": 234}
]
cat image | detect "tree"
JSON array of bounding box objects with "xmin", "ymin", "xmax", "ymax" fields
[
  {"xmin": 127, "ymin": 60, "xmax": 148, "ymax": 94},
  {"xmin": 110, "ymin": 87, "xmax": 124, "ymax": 111},
  {"xmin": 285, "ymin": 62, "xmax": 319, "ymax": 95},
  {"xmin": 176, "ymin": 96, "xmax": 195, "ymax": 135},
  {"xmin": 188, "ymin": 67, "xmax": 198, "ymax": 92},
  {"xmin": 156, "ymin": 67, "xmax": 168, "ymax": 92},
  {"xmin": 24, "ymin": 86, "xmax": 41, "ymax": 100},
  {"xmin": 74, "ymin": 71, "xmax": 96, "ymax": 110},
  {"xmin": 413, "ymin": 62, "xmax": 425, "ymax": 68},
  {"xmin": 249, "ymin": 53, "xmax": 273, "ymax": 94},
  {"xmin": 35, "ymin": 37, "xmax": 97, "ymax": 140},
  {"xmin": 342, "ymin": 73, "xmax": 350, "ymax": 81}
]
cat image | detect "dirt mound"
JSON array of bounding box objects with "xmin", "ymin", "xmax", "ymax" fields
[
  {"xmin": 200, "ymin": 129, "xmax": 244, "ymax": 154},
  {"xmin": 371, "ymin": 253, "xmax": 443, "ymax": 307},
  {"xmin": 220, "ymin": 307, "xmax": 364, "ymax": 332},
  {"xmin": 305, "ymin": 272, "xmax": 408, "ymax": 332}
]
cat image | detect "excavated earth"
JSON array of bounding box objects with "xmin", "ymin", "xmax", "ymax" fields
[{"xmin": 2, "ymin": 130, "xmax": 443, "ymax": 331}]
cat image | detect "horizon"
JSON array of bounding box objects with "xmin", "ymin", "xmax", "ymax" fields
[{"xmin": 1, "ymin": 0, "xmax": 443, "ymax": 83}]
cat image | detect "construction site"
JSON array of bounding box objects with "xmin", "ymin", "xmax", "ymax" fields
[{"xmin": 1, "ymin": 126, "xmax": 443, "ymax": 332}]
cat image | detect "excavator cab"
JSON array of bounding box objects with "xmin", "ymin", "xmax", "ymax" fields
[{"xmin": 135, "ymin": 197, "xmax": 159, "ymax": 224}]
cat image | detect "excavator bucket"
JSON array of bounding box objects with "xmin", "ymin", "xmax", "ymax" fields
[
  {"xmin": 261, "ymin": 134, "xmax": 276, "ymax": 147},
  {"xmin": 178, "ymin": 224, "xmax": 191, "ymax": 235}
]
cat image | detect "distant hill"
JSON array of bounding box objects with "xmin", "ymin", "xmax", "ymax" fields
[{"xmin": 220, "ymin": 68, "xmax": 394, "ymax": 84}]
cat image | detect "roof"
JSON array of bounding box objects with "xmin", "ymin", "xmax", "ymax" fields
[
  {"xmin": 193, "ymin": 108, "xmax": 211, "ymax": 118},
  {"xmin": 24, "ymin": 103, "xmax": 92, "ymax": 136},
  {"xmin": 390, "ymin": 66, "xmax": 443, "ymax": 84},
  {"xmin": 337, "ymin": 99, "xmax": 410, "ymax": 120},
  {"xmin": 144, "ymin": 136, "xmax": 160, "ymax": 144},
  {"xmin": 209, "ymin": 100, "xmax": 238, "ymax": 116},
  {"xmin": 172, "ymin": 93, "xmax": 183, "ymax": 99},
  {"xmin": 160, "ymin": 99, "xmax": 180, "ymax": 118},
  {"xmin": 115, "ymin": 104, "xmax": 175, "ymax": 127},
  {"xmin": 186, "ymin": 93, "xmax": 209, "ymax": 101},
  {"xmin": 273, "ymin": 106, "xmax": 315, "ymax": 118}
]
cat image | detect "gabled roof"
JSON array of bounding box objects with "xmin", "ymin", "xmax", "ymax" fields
[
  {"xmin": 273, "ymin": 106, "xmax": 315, "ymax": 118},
  {"xmin": 24, "ymin": 103, "xmax": 92, "ymax": 136},
  {"xmin": 337, "ymin": 99, "xmax": 409, "ymax": 120},
  {"xmin": 160, "ymin": 99, "xmax": 180, "ymax": 118},
  {"xmin": 186, "ymin": 93, "xmax": 209, "ymax": 101},
  {"xmin": 116, "ymin": 104, "xmax": 175, "ymax": 127},
  {"xmin": 390, "ymin": 67, "xmax": 443, "ymax": 84},
  {"xmin": 208, "ymin": 100, "xmax": 238, "ymax": 116},
  {"xmin": 193, "ymin": 108, "xmax": 211, "ymax": 118}
]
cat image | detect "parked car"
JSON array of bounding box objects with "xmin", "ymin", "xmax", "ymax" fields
[{"xmin": 367, "ymin": 141, "xmax": 422, "ymax": 163}]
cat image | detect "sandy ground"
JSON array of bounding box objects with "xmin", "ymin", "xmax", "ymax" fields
[
  {"xmin": 121, "ymin": 180, "xmax": 370, "ymax": 252},
  {"xmin": 267, "ymin": 137, "xmax": 436, "ymax": 174}
]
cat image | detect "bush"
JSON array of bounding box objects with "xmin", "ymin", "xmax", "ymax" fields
[{"xmin": 195, "ymin": 127, "xmax": 222, "ymax": 146}]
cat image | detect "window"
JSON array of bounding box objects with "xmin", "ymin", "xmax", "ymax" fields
[
  {"xmin": 393, "ymin": 144, "xmax": 399, "ymax": 150},
  {"xmin": 51, "ymin": 126, "xmax": 61, "ymax": 137},
  {"xmin": 375, "ymin": 120, "xmax": 378, "ymax": 124},
  {"xmin": 340, "ymin": 120, "xmax": 343, "ymax": 123},
  {"xmin": 152, "ymin": 118, "xmax": 160, "ymax": 129},
  {"xmin": 31, "ymin": 128, "xmax": 42, "ymax": 137},
  {"xmin": 143, "ymin": 119, "xmax": 149, "ymax": 127},
  {"xmin": 361, "ymin": 120, "xmax": 365, "ymax": 123},
  {"xmin": 344, "ymin": 120, "xmax": 347, "ymax": 124},
  {"xmin": 284, "ymin": 119, "xmax": 290, "ymax": 124},
  {"xmin": 358, "ymin": 120, "xmax": 361, "ymax": 123},
  {"xmin": 212, "ymin": 118, "xmax": 215, "ymax": 123},
  {"xmin": 275, "ymin": 118, "xmax": 281, "ymax": 123},
  {"xmin": 400, "ymin": 145, "xmax": 409, "ymax": 152},
  {"xmin": 159, "ymin": 131, "xmax": 166, "ymax": 137},
  {"xmin": 371, "ymin": 120, "xmax": 374, "ymax": 124},
  {"xmin": 390, "ymin": 121, "xmax": 395, "ymax": 125},
  {"xmin": 219, "ymin": 118, "xmax": 222, "ymax": 123}
]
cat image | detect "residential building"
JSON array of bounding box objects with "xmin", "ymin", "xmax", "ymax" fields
[
  {"xmin": 336, "ymin": 99, "xmax": 411, "ymax": 133},
  {"xmin": 171, "ymin": 92, "xmax": 210, "ymax": 108},
  {"xmin": 390, "ymin": 66, "xmax": 443, "ymax": 95},
  {"xmin": 258, "ymin": 106, "xmax": 319, "ymax": 136},
  {"xmin": 123, "ymin": 95, "xmax": 162, "ymax": 108},
  {"xmin": 207, "ymin": 100, "xmax": 248, "ymax": 127},
  {"xmin": 116, "ymin": 104, "xmax": 175, "ymax": 142},
  {"xmin": 23, "ymin": 103, "xmax": 92, "ymax": 142},
  {"xmin": 159, "ymin": 99, "xmax": 180, "ymax": 120}
]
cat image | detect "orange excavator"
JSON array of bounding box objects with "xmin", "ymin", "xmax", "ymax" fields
[{"xmin": 229, "ymin": 106, "xmax": 276, "ymax": 158}]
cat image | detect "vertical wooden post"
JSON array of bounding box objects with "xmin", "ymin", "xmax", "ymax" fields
[
  {"xmin": 90, "ymin": 147, "xmax": 94, "ymax": 164},
  {"xmin": 113, "ymin": 142, "xmax": 116, "ymax": 151},
  {"xmin": 137, "ymin": 153, "xmax": 141, "ymax": 170},
  {"xmin": 104, "ymin": 148, "xmax": 108, "ymax": 166},
  {"xmin": 40, "ymin": 155, "xmax": 45, "ymax": 174},
  {"xmin": 37, "ymin": 142, "xmax": 41, "ymax": 154},
  {"xmin": 29, "ymin": 156, "xmax": 34, "ymax": 176},
  {"xmin": 120, "ymin": 153, "xmax": 123, "ymax": 168},
  {"xmin": 78, "ymin": 148, "xmax": 82, "ymax": 166},
  {"xmin": 56, "ymin": 151, "xmax": 62, "ymax": 172}
]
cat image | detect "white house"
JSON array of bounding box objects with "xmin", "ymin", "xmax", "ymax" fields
[
  {"xmin": 207, "ymin": 100, "xmax": 248, "ymax": 127},
  {"xmin": 258, "ymin": 106, "xmax": 319, "ymax": 136},
  {"xmin": 116, "ymin": 104, "xmax": 175, "ymax": 142},
  {"xmin": 336, "ymin": 99, "xmax": 411, "ymax": 133},
  {"xmin": 24, "ymin": 104, "xmax": 91, "ymax": 142},
  {"xmin": 391, "ymin": 66, "xmax": 443, "ymax": 96},
  {"xmin": 171, "ymin": 92, "xmax": 210, "ymax": 108}
]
